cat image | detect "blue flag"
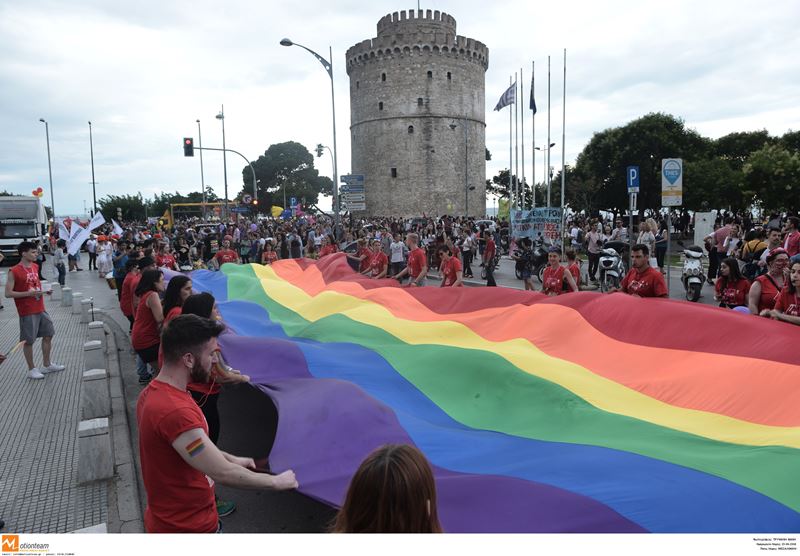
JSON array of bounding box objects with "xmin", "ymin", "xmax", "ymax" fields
[
  {"xmin": 530, "ymin": 74, "xmax": 537, "ymax": 114},
  {"xmin": 494, "ymin": 83, "xmax": 516, "ymax": 111}
]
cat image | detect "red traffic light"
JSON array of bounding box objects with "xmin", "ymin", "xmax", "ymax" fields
[{"xmin": 183, "ymin": 137, "xmax": 194, "ymax": 157}]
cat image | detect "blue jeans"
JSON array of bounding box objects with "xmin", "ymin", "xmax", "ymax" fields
[
  {"xmin": 136, "ymin": 354, "xmax": 153, "ymax": 380},
  {"xmin": 56, "ymin": 263, "xmax": 66, "ymax": 286}
]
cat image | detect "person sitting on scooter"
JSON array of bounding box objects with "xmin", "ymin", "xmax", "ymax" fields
[
  {"xmin": 714, "ymin": 257, "xmax": 750, "ymax": 309},
  {"xmin": 611, "ymin": 244, "xmax": 668, "ymax": 298}
]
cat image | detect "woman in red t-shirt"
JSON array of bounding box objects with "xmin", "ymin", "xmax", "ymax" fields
[
  {"xmin": 162, "ymin": 275, "xmax": 193, "ymax": 324},
  {"xmin": 714, "ymin": 257, "xmax": 751, "ymax": 309},
  {"xmin": 261, "ymin": 242, "xmax": 278, "ymax": 265},
  {"xmin": 131, "ymin": 270, "xmax": 166, "ymax": 369},
  {"xmin": 318, "ymin": 235, "xmax": 338, "ymax": 258},
  {"xmin": 762, "ymin": 261, "xmax": 800, "ymax": 326},
  {"xmin": 542, "ymin": 249, "xmax": 578, "ymax": 296},
  {"xmin": 748, "ymin": 248, "xmax": 789, "ymax": 314}
]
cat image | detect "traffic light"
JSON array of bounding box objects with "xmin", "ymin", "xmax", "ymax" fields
[
  {"xmin": 252, "ymin": 199, "xmax": 259, "ymax": 206},
  {"xmin": 183, "ymin": 137, "xmax": 194, "ymax": 157},
  {"xmin": 315, "ymin": 144, "xmax": 324, "ymax": 157}
]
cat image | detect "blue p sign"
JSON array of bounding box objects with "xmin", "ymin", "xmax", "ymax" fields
[
  {"xmin": 627, "ymin": 166, "xmax": 640, "ymax": 193},
  {"xmin": 290, "ymin": 197, "xmax": 297, "ymax": 207}
]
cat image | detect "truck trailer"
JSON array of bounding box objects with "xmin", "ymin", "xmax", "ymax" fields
[{"xmin": 0, "ymin": 196, "xmax": 49, "ymax": 262}]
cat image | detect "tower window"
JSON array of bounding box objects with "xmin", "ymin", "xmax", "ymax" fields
[
  {"xmin": 417, "ymin": 97, "xmax": 423, "ymax": 106},
  {"xmin": 378, "ymin": 101, "xmax": 383, "ymax": 111},
  {"xmin": 408, "ymin": 125, "xmax": 414, "ymax": 134},
  {"xmin": 391, "ymin": 168, "xmax": 398, "ymax": 178},
  {"xmin": 447, "ymin": 72, "xmax": 452, "ymax": 80},
  {"xmin": 356, "ymin": 81, "xmax": 359, "ymax": 89},
  {"xmin": 381, "ymin": 73, "xmax": 386, "ymax": 81},
  {"xmin": 427, "ymin": 70, "xmax": 433, "ymax": 79}
]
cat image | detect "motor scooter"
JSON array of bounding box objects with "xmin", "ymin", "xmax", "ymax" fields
[
  {"xmin": 598, "ymin": 241, "xmax": 627, "ymax": 292},
  {"xmin": 513, "ymin": 238, "xmax": 549, "ymax": 283},
  {"xmin": 678, "ymin": 241, "xmax": 705, "ymax": 302}
]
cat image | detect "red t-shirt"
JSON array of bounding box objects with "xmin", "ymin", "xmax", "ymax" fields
[
  {"xmin": 755, "ymin": 274, "xmax": 781, "ymax": 313},
  {"xmin": 567, "ymin": 262, "xmax": 581, "ymax": 289},
  {"xmin": 156, "ymin": 254, "xmax": 176, "ymax": 269},
  {"xmin": 442, "ymin": 256, "xmax": 463, "ymax": 287},
  {"xmin": 543, "ymin": 265, "xmax": 566, "ymax": 296},
  {"xmin": 484, "ymin": 239, "xmax": 496, "ymax": 262},
  {"xmin": 620, "ymin": 266, "xmax": 669, "ymax": 298},
  {"xmin": 715, "ymin": 277, "xmax": 751, "ymax": 306},
  {"xmin": 214, "ymin": 249, "xmax": 238, "ymax": 265},
  {"xmin": 10, "ymin": 263, "xmax": 45, "ymax": 316},
  {"xmin": 136, "ymin": 380, "xmax": 217, "ymax": 533},
  {"xmin": 784, "ymin": 231, "xmax": 800, "ymax": 257},
  {"xmin": 120, "ymin": 272, "xmax": 141, "ymax": 317},
  {"xmin": 261, "ymin": 250, "xmax": 278, "ymax": 265},
  {"xmin": 369, "ymin": 251, "xmax": 388, "ymax": 277},
  {"xmin": 774, "ymin": 287, "xmax": 800, "ymax": 316},
  {"xmin": 407, "ymin": 248, "xmax": 427, "ymax": 279},
  {"xmin": 131, "ymin": 291, "xmax": 161, "ymax": 350},
  {"xmin": 357, "ymin": 247, "xmax": 372, "ymax": 273},
  {"xmin": 319, "ymin": 244, "xmax": 337, "ymax": 258}
]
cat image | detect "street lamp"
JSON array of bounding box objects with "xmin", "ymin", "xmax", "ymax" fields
[
  {"xmin": 215, "ymin": 106, "xmax": 228, "ymax": 218},
  {"xmin": 535, "ymin": 142, "xmax": 556, "ymax": 207},
  {"xmin": 281, "ymin": 38, "xmax": 340, "ymax": 229},
  {"xmin": 88, "ymin": 121, "xmax": 97, "ymax": 214},
  {"xmin": 38, "ymin": 118, "xmax": 55, "ymax": 218},
  {"xmin": 196, "ymin": 119, "xmax": 207, "ymax": 219},
  {"xmin": 449, "ymin": 120, "xmax": 470, "ymax": 216}
]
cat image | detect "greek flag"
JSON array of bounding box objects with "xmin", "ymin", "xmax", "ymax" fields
[{"xmin": 493, "ymin": 82, "xmax": 516, "ymax": 111}]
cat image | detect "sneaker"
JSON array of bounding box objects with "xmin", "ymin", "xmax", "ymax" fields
[
  {"xmin": 42, "ymin": 363, "xmax": 65, "ymax": 373},
  {"xmin": 216, "ymin": 498, "xmax": 236, "ymax": 517},
  {"xmin": 28, "ymin": 369, "xmax": 45, "ymax": 380}
]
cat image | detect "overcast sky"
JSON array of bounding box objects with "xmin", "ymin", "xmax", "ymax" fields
[{"xmin": 1, "ymin": 0, "xmax": 798, "ymax": 217}]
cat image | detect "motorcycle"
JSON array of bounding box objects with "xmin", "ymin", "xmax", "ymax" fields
[
  {"xmin": 480, "ymin": 250, "xmax": 502, "ymax": 280},
  {"xmin": 513, "ymin": 239, "xmax": 549, "ymax": 283},
  {"xmin": 678, "ymin": 241, "xmax": 704, "ymax": 302},
  {"xmin": 598, "ymin": 241, "xmax": 627, "ymax": 292}
]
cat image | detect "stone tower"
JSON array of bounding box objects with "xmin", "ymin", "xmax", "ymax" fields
[{"xmin": 346, "ymin": 9, "xmax": 489, "ymax": 217}]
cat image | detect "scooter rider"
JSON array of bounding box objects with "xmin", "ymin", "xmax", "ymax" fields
[{"xmin": 610, "ymin": 244, "xmax": 668, "ymax": 298}]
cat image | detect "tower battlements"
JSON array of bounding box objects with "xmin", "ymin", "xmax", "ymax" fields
[
  {"xmin": 346, "ymin": 33, "xmax": 489, "ymax": 74},
  {"xmin": 377, "ymin": 9, "xmax": 456, "ymax": 36}
]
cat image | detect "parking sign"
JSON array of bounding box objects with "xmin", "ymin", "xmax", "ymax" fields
[{"xmin": 627, "ymin": 166, "xmax": 640, "ymax": 193}]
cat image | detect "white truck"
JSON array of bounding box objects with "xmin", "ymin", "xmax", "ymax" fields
[{"xmin": 0, "ymin": 196, "xmax": 49, "ymax": 262}]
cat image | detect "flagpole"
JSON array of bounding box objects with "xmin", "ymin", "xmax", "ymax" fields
[
  {"xmin": 509, "ymin": 75, "xmax": 513, "ymax": 213},
  {"xmin": 520, "ymin": 66, "xmax": 525, "ymax": 210},
  {"xmin": 561, "ymin": 48, "xmax": 567, "ymax": 258},
  {"xmin": 514, "ymin": 72, "xmax": 520, "ymax": 210},
  {"xmin": 532, "ymin": 60, "xmax": 536, "ymax": 209},
  {"xmin": 547, "ymin": 55, "xmax": 551, "ymax": 208}
]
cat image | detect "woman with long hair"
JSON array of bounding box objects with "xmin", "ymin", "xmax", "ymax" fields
[
  {"xmin": 714, "ymin": 257, "xmax": 750, "ymax": 309},
  {"xmin": 131, "ymin": 269, "xmax": 165, "ymax": 373},
  {"xmin": 761, "ymin": 261, "xmax": 800, "ymax": 325},
  {"xmin": 161, "ymin": 275, "xmax": 193, "ymax": 324},
  {"xmin": 332, "ymin": 444, "xmax": 442, "ymax": 533},
  {"xmin": 748, "ymin": 248, "xmax": 789, "ymax": 315}
]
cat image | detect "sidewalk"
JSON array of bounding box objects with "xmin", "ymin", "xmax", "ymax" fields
[{"xmin": 0, "ymin": 255, "xmax": 139, "ymax": 533}]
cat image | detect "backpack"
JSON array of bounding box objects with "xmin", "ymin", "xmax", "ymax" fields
[{"xmin": 576, "ymin": 229, "xmax": 584, "ymax": 244}]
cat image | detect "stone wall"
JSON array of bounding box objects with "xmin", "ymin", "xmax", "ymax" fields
[{"xmin": 346, "ymin": 10, "xmax": 488, "ymax": 217}]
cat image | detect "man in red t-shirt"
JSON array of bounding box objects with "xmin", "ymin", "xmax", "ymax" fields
[
  {"xmin": 437, "ymin": 245, "xmax": 463, "ymax": 287},
  {"xmin": 393, "ymin": 233, "xmax": 428, "ymax": 286},
  {"xmin": 4, "ymin": 242, "xmax": 65, "ymax": 380},
  {"xmin": 482, "ymin": 232, "xmax": 497, "ymax": 287},
  {"xmin": 782, "ymin": 216, "xmax": 800, "ymax": 260},
  {"xmin": 613, "ymin": 244, "xmax": 668, "ymax": 298},
  {"xmin": 137, "ymin": 315, "xmax": 298, "ymax": 533},
  {"xmin": 213, "ymin": 240, "xmax": 240, "ymax": 267},
  {"xmin": 366, "ymin": 239, "xmax": 388, "ymax": 279}
]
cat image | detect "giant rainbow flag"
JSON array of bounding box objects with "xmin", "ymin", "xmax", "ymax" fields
[{"xmin": 188, "ymin": 254, "xmax": 800, "ymax": 533}]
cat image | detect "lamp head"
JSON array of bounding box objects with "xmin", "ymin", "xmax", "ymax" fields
[
  {"xmin": 550, "ymin": 142, "xmax": 556, "ymax": 147},
  {"xmin": 196, "ymin": 119, "xmax": 200, "ymax": 123},
  {"xmin": 39, "ymin": 118, "xmax": 45, "ymax": 123},
  {"xmin": 215, "ymin": 113, "xmax": 223, "ymax": 120},
  {"xmin": 280, "ymin": 38, "xmax": 293, "ymax": 47}
]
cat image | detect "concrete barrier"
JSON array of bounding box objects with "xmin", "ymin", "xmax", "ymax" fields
[
  {"xmin": 88, "ymin": 321, "xmax": 105, "ymax": 346},
  {"xmin": 51, "ymin": 283, "xmax": 62, "ymax": 301},
  {"xmin": 80, "ymin": 298, "xmax": 94, "ymax": 323},
  {"xmin": 77, "ymin": 418, "xmax": 113, "ymax": 484},
  {"xmin": 72, "ymin": 292, "xmax": 83, "ymax": 315},
  {"xmin": 83, "ymin": 340, "xmax": 104, "ymax": 371},
  {"xmin": 61, "ymin": 287, "xmax": 73, "ymax": 307},
  {"xmin": 81, "ymin": 368, "xmax": 110, "ymax": 419}
]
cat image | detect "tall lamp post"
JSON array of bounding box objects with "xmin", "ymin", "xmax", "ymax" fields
[
  {"xmin": 535, "ymin": 142, "xmax": 556, "ymax": 207},
  {"xmin": 38, "ymin": 118, "xmax": 55, "ymax": 218},
  {"xmin": 449, "ymin": 119, "xmax": 471, "ymax": 216},
  {"xmin": 216, "ymin": 106, "xmax": 228, "ymax": 218},
  {"xmin": 196, "ymin": 119, "xmax": 207, "ymax": 219},
  {"xmin": 88, "ymin": 121, "xmax": 97, "ymax": 214},
  {"xmin": 280, "ymin": 38, "xmax": 340, "ymax": 229}
]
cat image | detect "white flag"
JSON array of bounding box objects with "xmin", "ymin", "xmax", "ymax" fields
[
  {"xmin": 111, "ymin": 219, "xmax": 124, "ymax": 236},
  {"xmin": 88, "ymin": 211, "xmax": 106, "ymax": 232},
  {"xmin": 57, "ymin": 218, "xmax": 69, "ymax": 240},
  {"xmin": 68, "ymin": 224, "xmax": 90, "ymax": 256},
  {"xmin": 69, "ymin": 221, "xmax": 83, "ymax": 242}
]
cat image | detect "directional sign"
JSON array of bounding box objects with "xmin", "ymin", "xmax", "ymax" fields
[
  {"xmin": 343, "ymin": 202, "xmax": 366, "ymax": 211},
  {"xmin": 344, "ymin": 193, "xmax": 365, "ymax": 202},
  {"xmin": 626, "ymin": 166, "xmax": 640, "ymax": 193},
  {"xmin": 661, "ymin": 158, "xmax": 683, "ymax": 207},
  {"xmin": 230, "ymin": 206, "xmax": 250, "ymax": 213},
  {"xmin": 341, "ymin": 174, "xmax": 365, "ymax": 185}
]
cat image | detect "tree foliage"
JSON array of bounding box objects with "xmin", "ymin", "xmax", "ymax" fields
[
  {"xmin": 743, "ymin": 144, "xmax": 800, "ymax": 213},
  {"xmin": 239, "ymin": 141, "xmax": 332, "ymax": 210},
  {"xmin": 97, "ymin": 187, "xmax": 219, "ymax": 221}
]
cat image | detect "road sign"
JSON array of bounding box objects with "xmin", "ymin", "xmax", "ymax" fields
[
  {"xmin": 340, "ymin": 184, "xmax": 364, "ymax": 191},
  {"xmin": 230, "ymin": 206, "xmax": 250, "ymax": 213},
  {"xmin": 290, "ymin": 197, "xmax": 297, "ymax": 207},
  {"xmin": 343, "ymin": 202, "xmax": 366, "ymax": 211},
  {"xmin": 242, "ymin": 194, "xmax": 252, "ymax": 204},
  {"xmin": 340, "ymin": 174, "xmax": 365, "ymax": 185},
  {"xmin": 661, "ymin": 158, "xmax": 683, "ymax": 207},
  {"xmin": 626, "ymin": 166, "xmax": 640, "ymax": 193},
  {"xmin": 343, "ymin": 193, "xmax": 365, "ymax": 202}
]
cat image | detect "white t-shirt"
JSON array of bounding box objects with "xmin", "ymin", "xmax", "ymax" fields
[{"xmin": 390, "ymin": 241, "xmax": 405, "ymax": 263}]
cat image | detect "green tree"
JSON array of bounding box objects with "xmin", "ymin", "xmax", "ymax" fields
[
  {"xmin": 239, "ymin": 141, "xmax": 333, "ymax": 210},
  {"xmin": 683, "ymin": 158, "xmax": 745, "ymax": 212},
  {"xmin": 97, "ymin": 193, "xmax": 147, "ymax": 221},
  {"xmin": 743, "ymin": 144, "xmax": 800, "ymax": 212},
  {"xmin": 779, "ymin": 130, "xmax": 800, "ymax": 153},
  {"xmin": 713, "ymin": 130, "xmax": 774, "ymax": 169}
]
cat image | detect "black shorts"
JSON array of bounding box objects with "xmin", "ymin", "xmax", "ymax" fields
[{"xmin": 136, "ymin": 343, "xmax": 160, "ymax": 364}]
